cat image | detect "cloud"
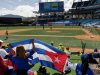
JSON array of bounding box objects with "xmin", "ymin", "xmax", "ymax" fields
[
  {"xmin": 18, "ymin": 0, "xmax": 22, "ymax": 2},
  {"xmin": 12, "ymin": 5, "xmax": 37, "ymax": 17},
  {"xmin": 0, "ymin": 4, "xmax": 38, "ymax": 17},
  {"xmin": 0, "ymin": 8, "xmax": 12, "ymax": 15},
  {"xmin": 0, "ymin": 0, "xmax": 89, "ymax": 17}
]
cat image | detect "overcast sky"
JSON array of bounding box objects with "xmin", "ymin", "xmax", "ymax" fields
[{"xmin": 0, "ymin": 0, "xmax": 89, "ymax": 17}]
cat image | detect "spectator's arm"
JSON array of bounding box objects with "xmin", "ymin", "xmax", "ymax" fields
[
  {"xmin": 32, "ymin": 40, "xmax": 35, "ymax": 50},
  {"xmin": 67, "ymin": 61, "xmax": 77, "ymax": 70},
  {"xmin": 27, "ymin": 39, "xmax": 36, "ymax": 58}
]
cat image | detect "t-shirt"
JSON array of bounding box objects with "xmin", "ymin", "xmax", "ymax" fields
[
  {"xmin": 0, "ymin": 56, "xmax": 7, "ymax": 75},
  {"xmin": 0, "ymin": 49, "xmax": 8, "ymax": 58},
  {"xmin": 76, "ymin": 64, "xmax": 94, "ymax": 75}
]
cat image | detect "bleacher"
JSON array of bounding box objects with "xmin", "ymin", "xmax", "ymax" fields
[
  {"xmin": 76, "ymin": 2, "xmax": 82, "ymax": 7},
  {"xmin": 72, "ymin": 0, "xmax": 100, "ymax": 9},
  {"xmin": 50, "ymin": 19, "xmax": 100, "ymax": 27},
  {"xmin": 37, "ymin": 15, "xmax": 64, "ymax": 24},
  {"xmin": 72, "ymin": 2, "xmax": 77, "ymax": 8},
  {"xmin": 70, "ymin": 0, "xmax": 100, "ymax": 14},
  {"xmin": 79, "ymin": 19, "xmax": 100, "ymax": 26},
  {"xmin": 83, "ymin": 1, "xmax": 90, "ymax": 7}
]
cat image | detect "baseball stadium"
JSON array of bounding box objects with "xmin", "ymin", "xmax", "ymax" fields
[{"xmin": 0, "ymin": 0, "xmax": 100, "ymax": 75}]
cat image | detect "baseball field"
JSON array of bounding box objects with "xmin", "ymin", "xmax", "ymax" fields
[{"xmin": 0, "ymin": 26, "xmax": 100, "ymax": 74}]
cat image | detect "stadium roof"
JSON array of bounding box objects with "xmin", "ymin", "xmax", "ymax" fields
[
  {"xmin": 72, "ymin": 0, "xmax": 96, "ymax": 8},
  {"xmin": 71, "ymin": 0, "xmax": 100, "ymax": 10},
  {"xmin": 0, "ymin": 14, "xmax": 24, "ymax": 18}
]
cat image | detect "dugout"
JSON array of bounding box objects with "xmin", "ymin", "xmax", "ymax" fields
[{"xmin": 0, "ymin": 15, "xmax": 22, "ymax": 26}]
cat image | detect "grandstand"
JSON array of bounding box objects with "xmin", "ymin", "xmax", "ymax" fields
[
  {"xmin": 35, "ymin": 0, "xmax": 100, "ymax": 27},
  {"xmin": 66, "ymin": 0, "xmax": 100, "ymax": 27},
  {"xmin": 70, "ymin": 0, "xmax": 100, "ymax": 18}
]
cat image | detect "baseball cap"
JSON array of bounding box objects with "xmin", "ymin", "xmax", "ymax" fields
[{"xmin": 0, "ymin": 40, "xmax": 3, "ymax": 43}]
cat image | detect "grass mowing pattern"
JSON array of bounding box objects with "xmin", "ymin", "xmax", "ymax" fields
[
  {"xmin": 86, "ymin": 28, "xmax": 100, "ymax": 35},
  {"xmin": 0, "ymin": 26, "xmax": 81, "ymax": 30},
  {"xmin": 1, "ymin": 35, "xmax": 100, "ymax": 49},
  {"xmin": 11, "ymin": 29, "xmax": 85, "ymax": 36}
]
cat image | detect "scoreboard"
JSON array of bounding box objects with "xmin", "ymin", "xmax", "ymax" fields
[{"xmin": 39, "ymin": 1, "xmax": 64, "ymax": 13}]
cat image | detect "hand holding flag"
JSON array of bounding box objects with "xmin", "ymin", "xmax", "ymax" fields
[
  {"xmin": 9, "ymin": 39, "xmax": 68, "ymax": 73},
  {"xmin": 31, "ymin": 39, "xmax": 35, "ymax": 50}
]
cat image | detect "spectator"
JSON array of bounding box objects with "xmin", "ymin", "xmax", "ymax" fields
[
  {"xmin": 0, "ymin": 40, "xmax": 12, "ymax": 75},
  {"xmin": 67, "ymin": 54, "xmax": 94, "ymax": 75},
  {"xmin": 64, "ymin": 63, "xmax": 71, "ymax": 74},
  {"xmin": 50, "ymin": 41, "xmax": 54, "ymax": 46},
  {"xmin": 0, "ymin": 56, "xmax": 9, "ymax": 75},
  {"xmin": 38, "ymin": 66, "xmax": 47, "ymax": 75},
  {"xmin": 9, "ymin": 41, "xmax": 35, "ymax": 75},
  {"xmin": 64, "ymin": 47, "xmax": 70, "ymax": 54},
  {"xmin": 88, "ymin": 53, "xmax": 98, "ymax": 64},
  {"xmin": 93, "ymin": 48, "xmax": 98, "ymax": 53},
  {"xmin": 0, "ymin": 48, "xmax": 8, "ymax": 59},
  {"xmin": 80, "ymin": 54, "xmax": 94, "ymax": 75},
  {"xmin": 64, "ymin": 47, "xmax": 71, "ymax": 58},
  {"xmin": 0, "ymin": 40, "xmax": 8, "ymax": 59},
  {"xmin": 58, "ymin": 43, "xmax": 64, "ymax": 51}
]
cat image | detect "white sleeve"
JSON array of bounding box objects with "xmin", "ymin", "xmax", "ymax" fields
[
  {"xmin": 0, "ymin": 49, "xmax": 8, "ymax": 58},
  {"xmin": 67, "ymin": 61, "xmax": 77, "ymax": 70}
]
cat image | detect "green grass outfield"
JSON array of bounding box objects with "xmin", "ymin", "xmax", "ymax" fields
[
  {"xmin": 86, "ymin": 27, "xmax": 100, "ymax": 35},
  {"xmin": 0, "ymin": 26, "xmax": 80, "ymax": 30},
  {"xmin": 0, "ymin": 26, "xmax": 99, "ymax": 75},
  {"xmin": 11, "ymin": 29, "xmax": 85, "ymax": 36},
  {"xmin": 0, "ymin": 26, "xmax": 99, "ymax": 49},
  {"xmin": 1, "ymin": 35, "xmax": 100, "ymax": 49}
]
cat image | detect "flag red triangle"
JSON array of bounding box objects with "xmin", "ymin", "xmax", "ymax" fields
[{"xmin": 45, "ymin": 51, "xmax": 68, "ymax": 72}]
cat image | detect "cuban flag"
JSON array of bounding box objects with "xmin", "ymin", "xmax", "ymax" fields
[{"xmin": 9, "ymin": 39, "xmax": 68, "ymax": 73}]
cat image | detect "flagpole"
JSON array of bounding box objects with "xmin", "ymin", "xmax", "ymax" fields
[{"xmin": 81, "ymin": 40, "xmax": 86, "ymax": 54}]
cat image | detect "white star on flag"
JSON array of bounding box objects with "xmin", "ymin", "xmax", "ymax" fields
[{"xmin": 54, "ymin": 57, "xmax": 60, "ymax": 63}]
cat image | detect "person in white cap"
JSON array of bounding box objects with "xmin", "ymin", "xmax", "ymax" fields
[{"xmin": 0, "ymin": 40, "xmax": 8, "ymax": 58}]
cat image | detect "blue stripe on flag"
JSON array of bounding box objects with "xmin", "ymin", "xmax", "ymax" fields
[
  {"xmin": 28, "ymin": 57, "xmax": 39, "ymax": 65},
  {"xmin": 9, "ymin": 39, "xmax": 33, "ymax": 48},
  {"xmin": 34, "ymin": 39, "xmax": 64, "ymax": 53},
  {"xmin": 39, "ymin": 60, "xmax": 59, "ymax": 71}
]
